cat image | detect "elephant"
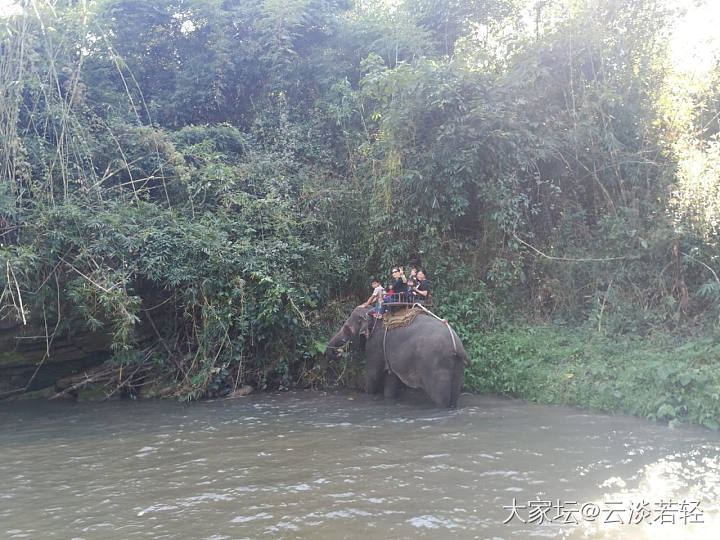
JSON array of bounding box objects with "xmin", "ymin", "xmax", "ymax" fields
[{"xmin": 326, "ymin": 306, "xmax": 470, "ymax": 407}]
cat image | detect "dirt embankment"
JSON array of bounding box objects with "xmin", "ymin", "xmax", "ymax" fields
[{"xmin": 0, "ymin": 322, "xmax": 110, "ymax": 400}]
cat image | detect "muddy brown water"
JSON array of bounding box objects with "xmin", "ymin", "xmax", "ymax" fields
[{"xmin": 1, "ymin": 391, "xmax": 718, "ymax": 539}]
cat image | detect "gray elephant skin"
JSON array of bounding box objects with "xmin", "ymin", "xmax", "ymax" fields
[{"xmin": 326, "ymin": 306, "xmax": 470, "ymax": 407}]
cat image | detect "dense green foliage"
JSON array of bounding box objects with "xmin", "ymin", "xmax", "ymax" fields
[
  {"xmin": 465, "ymin": 326, "xmax": 720, "ymax": 429},
  {"xmin": 2, "ymin": 0, "xmax": 720, "ymax": 419}
]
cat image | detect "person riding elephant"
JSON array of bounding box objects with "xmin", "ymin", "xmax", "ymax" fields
[
  {"xmin": 390, "ymin": 266, "xmax": 407, "ymax": 302},
  {"xmin": 410, "ymin": 269, "xmax": 430, "ymax": 302},
  {"xmin": 326, "ymin": 305, "xmax": 470, "ymax": 407}
]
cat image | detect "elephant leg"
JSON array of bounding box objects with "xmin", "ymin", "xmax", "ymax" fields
[
  {"xmin": 383, "ymin": 371, "xmax": 400, "ymax": 399},
  {"xmin": 365, "ymin": 364, "xmax": 385, "ymax": 395},
  {"xmin": 425, "ymin": 371, "xmax": 453, "ymax": 408},
  {"xmin": 449, "ymin": 360, "xmax": 464, "ymax": 408},
  {"xmin": 448, "ymin": 385, "xmax": 460, "ymax": 408}
]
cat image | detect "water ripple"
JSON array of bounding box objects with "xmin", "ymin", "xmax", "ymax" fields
[{"xmin": 1, "ymin": 392, "xmax": 719, "ymax": 539}]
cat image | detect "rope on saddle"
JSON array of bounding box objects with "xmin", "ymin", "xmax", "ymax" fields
[
  {"xmin": 412, "ymin": 303, "xmax": 458, "ymax": 357},
  {"xmin": 382, "ymin": 325, "xmax": 390, "ymax": 372}
]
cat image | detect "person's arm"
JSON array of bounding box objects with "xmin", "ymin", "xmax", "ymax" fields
[
  {"xmin": 361, "ymin": 294, "xmax": 377, "ymax": 307},
  {"xmin": 414, "ymin": 283, "xmax": 429, "ymax": 297}
]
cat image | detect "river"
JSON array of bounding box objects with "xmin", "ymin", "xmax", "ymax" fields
[{"xmin": 1, "ymin": 391, "xmax": 718, "ymax": 539}]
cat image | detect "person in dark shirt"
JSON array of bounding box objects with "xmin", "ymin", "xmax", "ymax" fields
[
  {"xmin": 412, "ymin": 269, "xmax": 430, "ymax": 301},
  {"xmin": 390, "ymin": 267, "xmax": 407, "ymax": 302}
]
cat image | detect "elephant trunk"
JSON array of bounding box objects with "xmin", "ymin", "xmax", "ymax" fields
[{"xmin": 325, "ymin": 328, "xmax": 349, "ymax": 359}]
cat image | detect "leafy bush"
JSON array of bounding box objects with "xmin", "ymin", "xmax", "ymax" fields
[{"xmin": 466, "ymin": 326, "xmax": 720, "ymax": 430}]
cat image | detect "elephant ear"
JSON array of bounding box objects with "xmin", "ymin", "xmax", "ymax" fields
[
  {"xmin": 351, "ymin": 307, "xmax": 372, "ymax": 339},
  {"xmin": 359, "ymin": 311, "xmax": 372, "ymax": 339}
]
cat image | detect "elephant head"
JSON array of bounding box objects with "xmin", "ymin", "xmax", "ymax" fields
[{"xmin": 325, "ymin": 306, "xmax": 373, "ymax": 358}]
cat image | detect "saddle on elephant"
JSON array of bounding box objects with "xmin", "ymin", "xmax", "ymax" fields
[{"xmin": 382, "ymin": 306, "xmax": 428, "ymax": 330}]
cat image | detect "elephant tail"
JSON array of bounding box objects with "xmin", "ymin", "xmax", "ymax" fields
[
  {"xmin": 446, "ymin": 325, "xmax": 470, "ymax": 366},
  {"xmin": 449, "ymin": 344, "xmax": 465, "ymax": 408}
]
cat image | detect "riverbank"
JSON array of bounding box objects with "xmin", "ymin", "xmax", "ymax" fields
[
  {"xmin": 4, "ymin": 317, "xmax": 720, "ymax": 432},
  {"xmin": 463, "ymin": 326, "xmax": 720, "ymax": 430}
]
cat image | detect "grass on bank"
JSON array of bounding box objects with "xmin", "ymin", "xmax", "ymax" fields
[{"xmin": 463, "ymin": 326, "xmax": 720, "ymax": 430}]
